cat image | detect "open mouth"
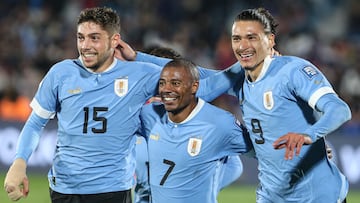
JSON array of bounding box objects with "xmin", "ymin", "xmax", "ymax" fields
[
  {"xmin": 161, "ymin": 94, "xmax": 179, "ymax": 104},
  {"xmin": 163, "ymin": 97, "xmax": 177, "ymax": 101},
  {"xmin": 240, "ymin": 53, "xmax": 254, "ymax": 59},
  {"xmin": 82, "ymin": 53, "xmax": 97, "ymax": 59}
]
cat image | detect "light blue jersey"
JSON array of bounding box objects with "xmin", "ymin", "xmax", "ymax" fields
[
  {"xmin": 238, "ymin": 56, "xmax": 349, "ymax": 202},
  {"xmin": 134, "ymin": 135, "xmax": 150, "ymax": 203},
  {"xmin": 134, "ymin": 134, "xmax": 243, "ymax": 203},
  {"xmin": 24, "ymin": 58, "xmax": 161, "ymax": 194},
  {"xmin": 140, "ymin": 99, "xmax": 251, "ymax": 203},
  {"xmin": 218, "ymin": 155, "xmax": 243, "ymax": 190}
]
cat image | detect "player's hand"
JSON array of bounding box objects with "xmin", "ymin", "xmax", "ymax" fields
[
  {"xmin": 272, "ymin": 133, "xmax": 312, "ymax": 160},
  {"xmin": 4, "ymin": 159, "xmax": 29, "ymax": 201},
  {"xmin": 115, "ymin": 38, "xmax": 136, "ymax": 61}
]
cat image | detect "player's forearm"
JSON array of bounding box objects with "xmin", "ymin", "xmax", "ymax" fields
[
  {"xmin": 135, "ymin": 51, "xmax": 237, "ymax": 79},
  {"xmin": 15, "ymin": 112, "xmax": 48, "ymax": 162},
  {"xmin": 196, "ymin": 64, "xmax": 245, "ymax": 102},
  {"xmin": 303, "ymin": 94, "xmax": 351, "ymax": 141},
  {"xmin": 135, "ymin": 52, "xmax": 171, "ymax": 67}
]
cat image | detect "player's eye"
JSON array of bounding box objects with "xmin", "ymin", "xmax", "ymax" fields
[{"xmin": 158, "ymin": 81, "xmax": 165, "ymax": 87}]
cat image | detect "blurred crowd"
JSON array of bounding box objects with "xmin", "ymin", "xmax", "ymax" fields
[{"xmin": 0, "ymin": 0, "xmax": 359, "ymax": 135}]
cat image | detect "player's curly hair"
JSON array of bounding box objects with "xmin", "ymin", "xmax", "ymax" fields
[
  {"xmin": 77, "ymin": 7, "xmax": 120, "ymax": 35},
  {"xmin": 234, "ymin": 7, "xmax": 278, "ymax": 35}
]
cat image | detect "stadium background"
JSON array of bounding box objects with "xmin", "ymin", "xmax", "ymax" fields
[{"xmin": 0, "ymin": 0, "xmax": 359, "ymax": 202}]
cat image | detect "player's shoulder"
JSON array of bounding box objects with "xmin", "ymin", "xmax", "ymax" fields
[
  {"xmin": 202, "ymin": 102, "xmax": 237, "ymax": 123},
  {"xmin": 47, "ymin": 59, "xmax": 83, "ymax": 75},
  {"xmin": 275, "ymin": 56, "xmax": 313, "ymax": 68},
  {"xmin": 272, "ymin": 55, "xmax": 317, "ymax": 76}
]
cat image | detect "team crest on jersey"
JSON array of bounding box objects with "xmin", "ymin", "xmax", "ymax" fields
[
  {"xmin": 301, "ymin": 66, "xmax": 318, "ymax": 79},
  {"xmin": 263, "ymin": 91, "xmax": 274, "ymax": 110},
  {"xmin": 114, "ymin": 77, "xmax": 128, "ymax": 97},
  {"xmin": 187, "ymin": 137, "xmax": 202, "ymax": 156}
]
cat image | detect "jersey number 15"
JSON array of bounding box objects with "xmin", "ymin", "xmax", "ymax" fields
[{"xmin": 83, "ymin": 107, "xmax": 108, "ymax": 134}]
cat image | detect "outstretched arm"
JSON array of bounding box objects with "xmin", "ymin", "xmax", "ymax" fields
[
  {"xmin": 116, "ymin": 38, "xmax": 246, "ymax": 102},
  {"xmin": 4, "ymin": 112, "xmax": 48, "ymax": 201}
]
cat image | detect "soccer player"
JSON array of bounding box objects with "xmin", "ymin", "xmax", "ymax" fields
[
  {"xmin": 139, "ymin": 58, "xmax": 252, "ymax": 203},
  {"xmin": 229, "ymin": 8, "xmax": 351, "ymax": 202},
  {"xmin": 134, "ymin": 47, "xmax": 244, "ymax": 203},
  {"xmin": 3, "ymin": 7, "xmax": 246, "ymax": 203}
]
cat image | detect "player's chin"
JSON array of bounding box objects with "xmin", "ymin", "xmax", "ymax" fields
[{"xmin": 163, "ymin": 104, "xmax": 177, "ymax": 112}]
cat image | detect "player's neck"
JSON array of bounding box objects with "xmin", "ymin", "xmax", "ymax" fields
[
  {"xmin": 168, "ymin": 99, "xmax": 198, "ymax": 123},
  {"xmin": 246, "ymin": 61, "xmax": 264, "ymax": 82}
]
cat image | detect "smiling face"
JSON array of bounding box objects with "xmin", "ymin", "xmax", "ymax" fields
[
  {"xmin": 77, "ymin": 22, "xmax": 119, "ymax": 72},
  {"xmin": 158, "ymin": 65, "xmax": 198, "ymax": 121},
  {"xmin": 231, "ymin": 20, "xmax": 274, "ymax": 78}
]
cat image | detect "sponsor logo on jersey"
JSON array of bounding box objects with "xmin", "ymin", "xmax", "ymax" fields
[
  {"xmin": 263, "ymin": 91, "xmax": 274, "ymax": 110},
  {"xmin": 67, "ymin": 88, "xmax": 82, "ymax": 94},
  {"xmin": 150, "ymin": 134, "xmax": 160, "ymax": 141},
  {"xmin": 301, "ymin": 66, "xmax": 318, "ymax": 79},
  {"xmin": 187, "ymin": 137, "xmax": 202, "ymax": 156},
  {"xmin": 114, "ymin": 77, "xmax": 128, "ymax": 97}
]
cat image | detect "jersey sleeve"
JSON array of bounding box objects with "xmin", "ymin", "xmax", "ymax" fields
[
  {"xmin": 221, "ymin": 115, "xmax": 253, "ymax": 154},
  {"xmin": 136, "ymin": 52, "xmax": 245, "ymax": 102},
  {"xmin": 290, "ymin": 60, "xmax": 351, "ymax": 141},
  {"xmin": 136, "ymin": 51, "xmax": 171, "ymax": 67},
  {"xmin": 31, "ymin": 65, "xmax": 60, "ymax": 119},
  {"xmin": 197, "ymin": 63, "xmax": 244, "ymax": 102},
  {"xmin": 135, "ymin": 52, "xmax": 241, "ymax": 78},
  {"xmin": 303, "ymin": 93, "xmax": 351, "ymax": 141},
  {"xmin": 15, "ymin": 64, "xmax": 60, "ymax": 161},
  {"xmin": 15, "ymin": 112, "xmax": 49, "ymax": 162},
  {"xmin": 290, "ymin": 63, "xmax": 334, "ymax": 109}
]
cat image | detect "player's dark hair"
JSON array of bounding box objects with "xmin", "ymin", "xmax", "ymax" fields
[
  {"xmin": 77, "ymin": 7, "xmax": 120, "ymax": 35},
  {"xmin": 234, "ymin": 7, "xmax": 278, "ymax": 35},
  {"xmin": 164, "ymin": 59, "xmax": 199, "ymax": 81}
]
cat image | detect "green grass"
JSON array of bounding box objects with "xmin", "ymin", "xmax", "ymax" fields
[
  {"xmin": 1, "ymin": 173, "xmax": 360, "ymax": 202},
  {"xmin": 1, "ymin": 173, "xmax": 49, "ymax": 203}
]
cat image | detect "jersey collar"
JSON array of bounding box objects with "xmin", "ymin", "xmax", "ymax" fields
[
  {"xmin": 78, "ymin": 57, "xmax": 118, "ymax": 73},
  {"xmin": 168, "ymin": 98, "xmax": 205, "ymax": 124},
  {"xmin": 248, "ymin": 55, "xmax": 273, "ymax": 82}
]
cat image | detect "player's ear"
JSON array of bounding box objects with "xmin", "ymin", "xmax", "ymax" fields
[
  {"xmin": 267, "ymin": 33, "xmax": 276, "ymax": 48},
  {"xmin": 111, "ymin": 33, "xmax": 121, "ymax": 48},
  {"xmin": 191, "ymin": 81, "xmax": 199, "ymax": 94}
]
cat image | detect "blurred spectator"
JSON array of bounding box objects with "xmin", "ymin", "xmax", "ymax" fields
[
  {"xmin": 0, "ymin": 0, "xmax": 359, "ymax": 132},
  {"xmin": 0, "ymin": 85, "xmax": 31, "ymax": 122},
  {"xmin": 339, "ymin": 63, "xmax": 360, "ymax": 136}
]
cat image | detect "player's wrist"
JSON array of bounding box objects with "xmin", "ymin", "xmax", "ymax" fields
[
  {"xmin": 300, "ymin": 133, "xmax": 313, "ymax": 144},
  {"xmin": 6, "ymin": 159, "xmax": 27, "ymax": 178}
]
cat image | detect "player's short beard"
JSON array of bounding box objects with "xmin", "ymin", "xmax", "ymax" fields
[
  {"xmin": 87, "ymin": 53, "xmax": 109, "ymax": 72},
  {"xmin": 243, "ymin": 58, "xmax": 265, "ymax": 71}
]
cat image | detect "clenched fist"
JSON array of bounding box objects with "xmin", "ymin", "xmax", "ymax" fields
[{"xmin": 4, "ymin": 158, "xmax": 29, "ymax": 201}]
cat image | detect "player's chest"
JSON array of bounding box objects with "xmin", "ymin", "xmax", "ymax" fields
[
  {"xmin": 58, "ymin": 74, "xmax": 147, "ymax": 105},
  {"xmin": 147, "ymin": 123, "xmax": 216, "ymax": 160},
  {"xmin": 242, "ymin": 79, "xmax": 293, "ymax": 113}
]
